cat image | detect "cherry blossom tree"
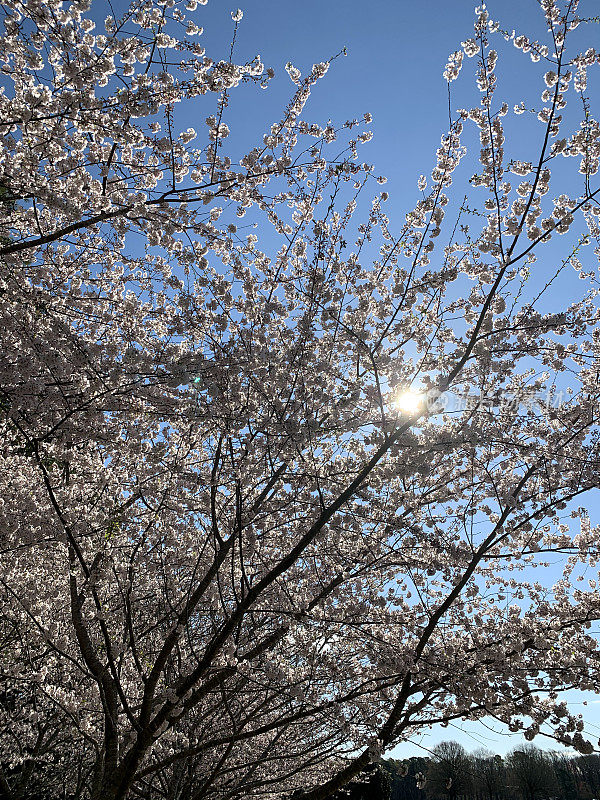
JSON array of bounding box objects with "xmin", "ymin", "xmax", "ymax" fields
[{"xmin": 2, "ymin": 0, "xmax": 600, "ymax": 798}]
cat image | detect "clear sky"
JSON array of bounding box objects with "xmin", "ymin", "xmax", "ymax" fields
[{"xmin": 193, "ymin": 0, "xmax": 557, "ymax": 193}]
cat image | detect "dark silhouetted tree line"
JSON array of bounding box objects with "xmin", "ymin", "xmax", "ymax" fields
[{"xmin": 331, "ymin": 742, "xmax": 600, "ymax": 800}]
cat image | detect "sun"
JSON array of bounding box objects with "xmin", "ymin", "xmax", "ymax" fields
[{"xmin": 394, "ymin": 389, "xmax": 424, "ymax": 414}]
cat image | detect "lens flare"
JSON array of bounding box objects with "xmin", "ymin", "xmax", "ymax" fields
[{"xmin": 394, "ymin": 390, "xmax": 423, "ymax": 414}]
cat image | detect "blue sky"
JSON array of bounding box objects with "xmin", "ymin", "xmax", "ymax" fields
[
  {"xmin": 194, "ymin": 0, "xmax": 557, "ymax": 189},
  {"xmin": 184, "ymin": 0, "xmax": 600, "ymax": 759}
]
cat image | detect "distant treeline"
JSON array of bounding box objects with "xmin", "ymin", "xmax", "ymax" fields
[{"xmin": 334, "ymin": 742, "xmax": 600, "ymax": 800}]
